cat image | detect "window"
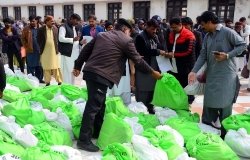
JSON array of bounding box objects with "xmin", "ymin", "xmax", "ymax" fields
[
  {"xmin": 28, "ymin": 6, "xmax": 36, "ymax": 17},
  {"xmin": 108, "ymin": 3, "xmax": 122, "ymax": 22},
  {"xmin": 64, "ymin": 5, "xmax": 74, "ymax": 19},
  {"xmin": 134, "ymin": 1, "xmax": 150, "ymax": 20},
  {"xmin": 2, "ymin": 7, "xmax": 8, "ymax": 19},
  {"xmin": 14, "ymin": 7, "xmax": 21, "ymax": 20},
  {"xmin": 83, "ymin": 4, "xmax": 95, "ymax": 21},
  {"xmin": 209, "ymin": 0, "xmax": 235, "ymax": 22},
  {"xmin": 166, "ymin": 0, "xmax": 187, "ymax": 21},
  {"xmin": 45, "ymin": 5, "xmax": 54, "ymax": 16}
]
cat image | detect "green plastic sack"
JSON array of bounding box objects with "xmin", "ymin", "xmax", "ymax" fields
[
  {"xmin": 105, "ymin": 97, "xmax": 130, "ymax": 117},
  {"xmin": 2, "ymin": 98, "xmax": 46, "ymax": 127},
  {"xmin": 21, "ymin": 141, "xmax": 67, "ymax": 160},
  {"xmin": 71, "ymin": 116, "xmax": 82, "ymax": 139},
  {"xmin": 7, "ymin": 76, "xmax": 33, "ymax": 92},
  {"xmin": 102, "ymin": 155, "xmax": 116, "ymax": 160},
  {"xmin": 176, "ymin": 110, "xmax": 200, "ymax": 123},
  {"xmin": 2, "ymin": 89, "xmax": 25, "ymax": 102},
  {"xmin": 137, "ymin": 113, "xmax": 160, "ymax": 130},
  {"xmin": 143, "ymin": 128, "xmax": 184, "ymax": 160},
  {"xmin": 222, "ymin": 114, "xmax": 250, "ymax": 134},
  {"xmin": 152, "ymin": 73, "xmax": 189, "ymax": 110},
  {"xmin": 29, "ymin": 96, "xmax": 51, "ymax": 109},
  {"xmin": 186, "ymin": 133, "xmax": 239, "ymax": 160},
  {"xmin": 81, "ymin": 87, "xmax": 88, "ymax": 100},
  {"xmin": 166, "ymin": 117, "xmax": 201, "ymax": 142},
  {"xmin": 102, "ymin": 143, "xmax": 138, "ymax": 160},
  {"xmin": 97, "ymin": 113, "xmax": 133, "ymax": 150},
  {"xmin": 0, "ymin": 130, "xmax": 25, "ymax": 157},
  {"xmin": 61, "ymin": 84, "xmax": 88, "ymax": 101},
  {"xmin": 30, "ymin": 85, "xmax": 60, "ymax": 100},
  {"xmin": 32, "ymin": 122, "xmax": 72, "ymax": 146}
]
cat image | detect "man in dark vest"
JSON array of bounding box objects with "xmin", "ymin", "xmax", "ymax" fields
[{"xmin": 58, "ymin": 13, "xmax": 81, "ymax": 84}]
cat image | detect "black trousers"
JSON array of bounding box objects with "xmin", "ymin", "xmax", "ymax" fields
[
  {"xmin": 78, "ymin": 79, "xmax": 108, "ymax": 143},
  {"xmin": 27, "ymin": 66, "xmax": 43, "ymax": 81},
  {"xmin": 202, "ymin": 105, "xmax": 233, "ymax": 138},
  {"xmin": 135, "ymin": 90, "xmax": 155, "ymax": 114},
  {"xmin": 7, "ymin": 51, "xmax": 24, "ymax": 72}
]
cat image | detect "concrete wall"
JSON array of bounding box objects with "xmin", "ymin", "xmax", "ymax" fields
[
  {"xmin": 187, "ymin": 0, "xmax": 209, "ymax": 22},
  {"xmin": 95, "ymin": 2, "xmax": 107, "ymax": 20},
  {"xmin": 150, "ymin": 0, "xmax": 166, "ymax": 19},
  {"xmin": 234, "ymin": 0, "xmax": 250, "ymax": 23},
  {"xmin": 122, "ymin": 0, "xmax": 133, "ymax": 19}
]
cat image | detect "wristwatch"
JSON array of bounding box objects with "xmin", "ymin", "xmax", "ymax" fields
[{"xmin": 226, "ymin": 54, "xmax": 229, "ymax": 59}]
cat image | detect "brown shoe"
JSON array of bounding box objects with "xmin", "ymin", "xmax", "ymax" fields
[{"xmin": 247, "ymin": 88, "xmax": 250, "ymax": 92}]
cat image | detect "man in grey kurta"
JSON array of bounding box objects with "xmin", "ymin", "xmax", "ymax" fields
[{"xmin": 188, "ymin": 11, "xmax": 246, "ymax": 138}]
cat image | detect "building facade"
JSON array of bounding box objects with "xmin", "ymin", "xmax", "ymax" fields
[{"xmin": 0, "ymin": 0, "xmax": 249, "ymax": 23}]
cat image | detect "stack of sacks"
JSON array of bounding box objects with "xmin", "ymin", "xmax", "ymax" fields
[
  {"xmin": 0, "ymin": 114, "xmax": 38, "ymax": 147},
  {"xmin": 154, "ymin": 107, "xmax": 178, "ymax": 124},
  {"xmin": 225, "ymin": 128, "xmax": 250, "ymax": 158}
]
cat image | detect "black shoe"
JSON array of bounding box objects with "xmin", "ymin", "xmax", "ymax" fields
[
  {"xmin": 39, "ymin": 80, "xmax": 45, "ymax": 83},
  {"xmin": 45, "ymin": 83, "xmax": 50, "ymax": 86},
  {"xmin": 77, "ymin": 141, "xmax": 99, "ymax": 152},
  {"xmin": 58, "ymin": 82, "xmax": 62, "ymax": 85}
]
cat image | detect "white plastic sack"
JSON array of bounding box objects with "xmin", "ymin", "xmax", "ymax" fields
[
  {"xmin": 51, "ymin": 145, "xmax": 82, "ymax": 160},
  {"xmin": 14, "ymin": 124, "xmax": 38, "ymax": 148},
  {"xmin": 0, "ymin": 115, "xmax": 20, "ymax": 137},
  {"xmin": 84, "ymin": 155, "xmax": 102, "ymax": 160},
  {"xmin": 27, "ymin": 74, "xmax": 40, "ymax": 88},
  {"xmin": 0, "ymin": 153, "xmax": 20, "ymax": 160},
  {"xmin": 225, "ymin": 128, "xmax": 250, "ymax": 158},
  {"xmin": 43, "ymin": 109, "xmax": 58, "ymax": 121},
  {"xmin": 132, "ymin": 135, "xmax": 168, "ymax": 160},
  {"xmin": 4, "ymin": 65, "xmax": 15, "ymax": 76},
  {"xmin": 184, "ymin": 81, "xmax": 205, "ymax": 95},
  {"xmin": 73, "ymin": 98, "xmax": 86, "ymax": 115},
  {"xmin": 128, "ymin": 102, "xmax": 149, "ymax": 114},
  {"xmin": 156, "ymin": 125, "xmax": 184, "ymax": 147},
  {"xmin": 154, "ymin": 107, "xmax": 178, "ymax": 124},
  {"xmin": 5, "ymin": 84, "xmax": 21, "ymax": 93},
  {"xmin": 198, "ymin": 123, "xmax": 221, "ymax": 135},
  {"xmin": 30, "ymin": 101, "xmax": 44, "ymax": 111},
  {"xmin": 124, "ymin": 117, "xmax": 144, "ymax": 135},
  {"xmin": 0, "ymin": 99, "xmax": 9, "ymax": 110},
  {"xmin": 52, "ymin": 94, "xmax": 70, "ymax": 103}
]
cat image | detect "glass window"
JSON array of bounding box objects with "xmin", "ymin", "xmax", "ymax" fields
[
  {"xmin": 2, "ymin": 7, "xmax": 8, "ymax": 19},
  {"xmin": 28, "ymin": 6, "xmax": 36, "ymax": 17},
  {"xmin": 108, "ymin": 3, "xmax": 122, "ymax": 22},
  {"xmin": 134, "ymin": 1, "xmax": 150, "ymax": 20},
  {"xmin": 83, "ymin": 4, "xmax": 95, "ymax": 21},
  {"xmin": 14, "ymin": 7, "xmax": 21, "ymax": 20},
  {"xmin": 45, "ymin": 5, "xmax": 54, "ymax": 16},
  {"xmin": 64, "ymin": 5, "xmax": 74, "ymax": 20},
  {"xmin": 166, "ymin": 0, "xmax": 187, "ymax": 21}
]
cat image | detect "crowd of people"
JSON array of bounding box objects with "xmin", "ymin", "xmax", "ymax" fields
[{"xmin": 0, "ymin": 11, "xmax": 250, "ymax": 152}]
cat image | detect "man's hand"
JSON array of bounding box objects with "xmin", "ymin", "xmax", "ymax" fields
[
  {"xmin": 164, "ymin": 52, "xmax": 174, "ymax": 58},
  {"xmin": 214, "ymin": 52, "xmax": 228, "ymax": 62},
  {"xmin": 151, "ymin": 70, "xmax": 162, "ymax": 80},
  {"xmin": 159, "ymin": 50, "xmax": 166, "ymax": 56},
  {"xmin": 188, "ymin": 72, "xmax": 197, "ymax": 84},
  {"xmin": 72, "ymin": 69, "xmax": 80, "ymax": 77},
  {"xmin": 73, "ymin": 36, "xmax": 80, "ymax": 42},
  {"xmin": 0, "ymin": 91, "xmax": 3, "ymax": 99},
  {"xmin": 80, "ymin": 38, "xmax": 87, "ymax": 45}
]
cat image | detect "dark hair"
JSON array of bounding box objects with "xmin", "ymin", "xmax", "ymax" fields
[
  {"xmin": 196, "ymin": 16, "xmax": 201, "ymax": 24},
  {"xmin": 235, "ymin": 21, "xmax": 242, "ymax": 26},
  {"xmin": 200, "ymin": 11, "xmax": 219, "ymax": 24},
  {"xmin": 88, "ymin": 14, "xmax": 97, "ymax": 20},
  {"xmin": 181, "ymin": 17, "xmax": 193, "ymax": 25},
  {"xmin": 35, "ymin": 16, "xmax": 42, "ymax": 21},
  {"xmin": 3, "ymin": 17, "xmax": 12, "ymax": 24},
  {"xmin": 146, "ymin": 19, "xmax": 159, "ymax": 28},
  {"xmin": 169, "ymin": 17, "xmax": 182, "ymax": 25},
  {"xmin": 239, "ymin": 17, "xmax": 246, "ymax": 22},
  {"xmin": 105, "ymin": 21, "xmax": 113, "ymax": 29},
  {"xmin": 225, "ymin": 19, "xmax": 233, "ymax": 24},
  {"xmin": 70, "ymin": 13, "xmax": 81, "ymax": 21},
  {"xmin": 29, "ymin": 15, "xmax": 36, "ymax": 21}
]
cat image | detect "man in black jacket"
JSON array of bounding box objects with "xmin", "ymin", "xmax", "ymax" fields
[
  {"xmin": 0, "ymin": 59, "xmax": 6, "ymax": 98},
  {"xmin": 135, "ymin": 19, "xmax": 170, "ymax": 114},
  {"xmin": 73, "ymin": 18, "xmax": 162, "ymax": 152}
]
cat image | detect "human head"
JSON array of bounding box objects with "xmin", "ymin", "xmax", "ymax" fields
[
  {"xmin": 69, "ymin": 13, "xmax": 81, "ymax": 26},
  {"xmin": 145, "ymin": 19, "xmax": 159, "ymax": 38},
  {"xmin": 138, "ymin": 19, "xmax": 145, "ymax": 30},
  {"xmin": 239, "ymin": 17, "xmax": 247, "ymax": 27},
  {"xmin": 199, "ymin": 11, "xmax": 219, "ymax": 32},
  {"xmin": 163, "ymin": 19, "xmax": 167, "ymax": 23},
  {"xmin": 225, "ymin": 19, "xmax": 233, "ymax": 28},
  {"xmin": 115, "ymin": 18, "xmax": 132, "ymax": 36},
  {"xmin": 44, "ymin": 15, "xmax": 54, "ymax": 28},
  {"xmin": 235, "ymin": 21, "xmax": 242, "ymax": 32},
  {"xmin": 105, "ymin": 21, "xmax": 113, "ymax": 31},
  {"xmin": 88, "ymin": 14, "xmax": 97, "ymax": 27},
  {"xmin": 170, "ymin": 17, "xmax": 182, "ymax": 33},
  {"xmin": 152, "ymin": 15, "xmax": 162, "ymax": 24},
  {"xmin": 181, "ymin": 17, "xmax": 193, "ymax": 31},
  {"xmin": 3, "ymin": 17, "xmax": 13, "ymax": 28},
  {"xmin": 35, "ymin": 16, "xmax": 42, "ymax": 24},
  {"xmin": 29, "ymin": 15, "xmax": 37, "ymax": 28}
]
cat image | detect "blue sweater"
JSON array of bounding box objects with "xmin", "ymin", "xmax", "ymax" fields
[{"xmin": 81, "ymin": 25, "xmax": 104, "ymax": 38}]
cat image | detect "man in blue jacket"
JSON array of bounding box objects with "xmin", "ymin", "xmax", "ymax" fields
[{"xmin": 80, "ymin": 15, "xmax": 104, "ymax": 45}]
